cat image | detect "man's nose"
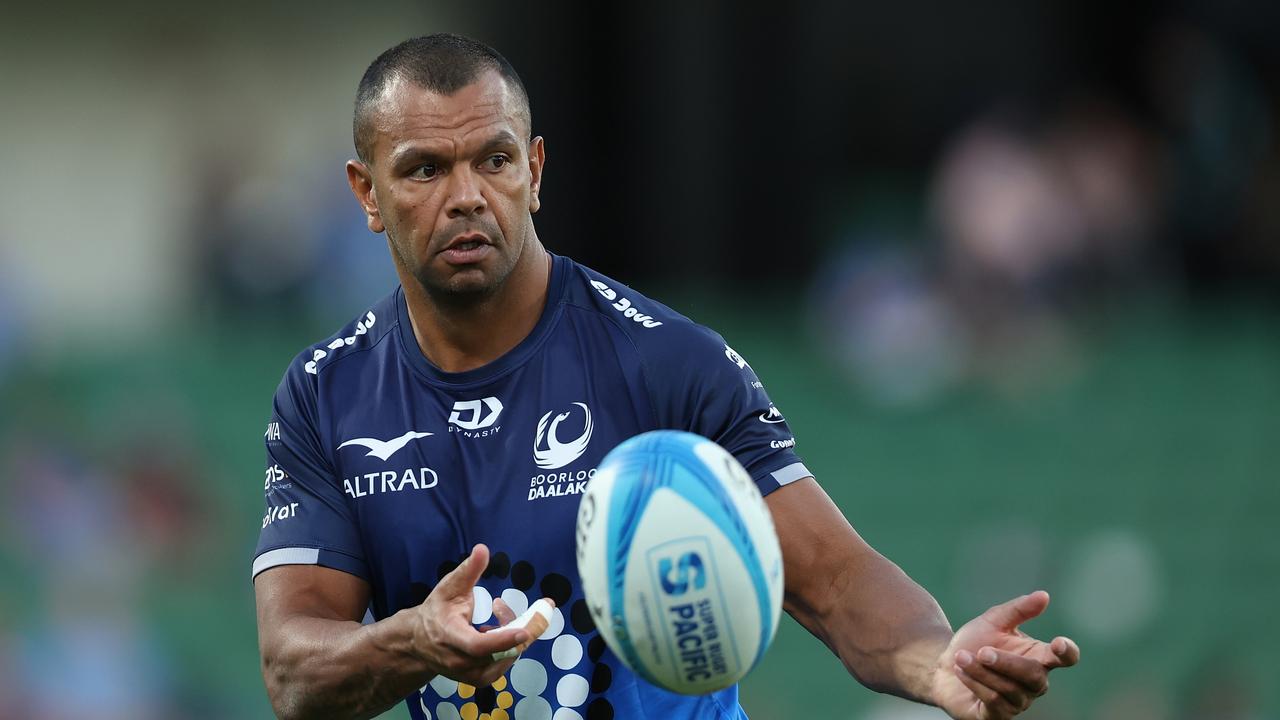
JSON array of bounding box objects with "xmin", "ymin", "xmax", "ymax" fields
[{"xmin": 445, "ymin": 167, "xmax": 487, "ymax": 218}]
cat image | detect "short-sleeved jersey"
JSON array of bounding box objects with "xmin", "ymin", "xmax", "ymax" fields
[{"xmin": 254, "ymin": 253, "xmax": 811, "ymax": 720}]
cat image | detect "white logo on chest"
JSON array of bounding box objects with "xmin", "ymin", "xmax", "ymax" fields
[
  {"xmin": 448, "ymin": 397, "xmax": 504, "ymax": 433},
  {"xmin": 337, "ymin": 431, "xmax": 433, "ymax": 461},
  {"xmin": 533, "ymin": 403, "xmax": 593, "ymax": 469}
]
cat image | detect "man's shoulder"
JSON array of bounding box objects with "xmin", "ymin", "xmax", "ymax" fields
[
  {"xmin": 277, "ymin": 288, "xmax": 402, "ymax": 391},
  {"xmin": 558, "ymin": 256, "xmax": 725, "ymax": 353}
]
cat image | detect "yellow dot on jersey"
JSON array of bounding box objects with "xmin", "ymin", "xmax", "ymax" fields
[
  {"xmin": 496, "ymin": 690, "xmax": 513, "ymax": 709},
  {"xmin": 460, "ymin": 701, "xmax": 478, "ymax": 720},
  {"xmin": 458, "ymin": 683, "xmax": 476, "ymax": 699},
  {"xmin": 492, "ymin": 676, "xmax": 507, "ymax": 692},
  {"xmin": 491, "ymin": 709, "xmax": 509, "ymax": 720}
]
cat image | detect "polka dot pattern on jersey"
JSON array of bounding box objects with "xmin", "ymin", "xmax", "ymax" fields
[{"xmin": 418, "ymin": 550, "xmax": 614, "ymax": 720}]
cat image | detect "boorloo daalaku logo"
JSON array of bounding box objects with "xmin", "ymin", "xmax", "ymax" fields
[{"xmin": 533, "ymin": 403, "xmax": 593, "ymax": 470}]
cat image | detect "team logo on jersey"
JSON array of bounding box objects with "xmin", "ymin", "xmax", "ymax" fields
[
  {"xmin": 533, "ymin": 403, "xmax": 593, "ymax": 469},
  {"xmin": 337, "ymin": 431, "xmax": 433, "ymax": 461},
  {"xmin": 724, "ymin": 344, "xmax": 752, "ymax": 370},
  {"xmin": 589, "ymin": 279, "xmax": 663, "ymax": 328},
  {"xmin": 305, "ymin": 311, "xmax": 376, "ymax": 374},
  {"xmin": 448, "ymin": 397, "xmax": 503, "ymax": 437},
  {"xmin": 759, "ymin": 405, "xmax": 786, "ymax": 424}
]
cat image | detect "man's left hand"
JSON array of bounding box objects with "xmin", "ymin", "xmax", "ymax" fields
[{"xmin": 931, "ymin": 591, "xmax": 1080, "ymax": 719}]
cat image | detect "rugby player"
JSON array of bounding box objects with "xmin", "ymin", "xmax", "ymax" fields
[{"xmin": 253, "ymin": 34, "xmax": 1079, "ymax": 720}]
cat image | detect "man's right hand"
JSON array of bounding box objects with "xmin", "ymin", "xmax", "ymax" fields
[
  {"xmin": 409, "ymin": 543, "xmax": 536, "ymax": 687},
  {"xmin": 255, "ymin": 544, "xmax": 552, "ymax": 720}
]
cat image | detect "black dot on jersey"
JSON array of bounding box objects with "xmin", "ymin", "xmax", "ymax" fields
[
  {"xmin": 540, "ymin": 573, "xmax": 572, "ymax": 607},
  {"xmin": 475, "ymin": 685, "xmax": 497, "ymax": 712},
  {"xmin": 436, "ymin": 561, "xmax": 459, "ymax": 581},
  {"xmin": 590, "ymin": 662, "xmax": 612, "ymax": 693},
  {"xmin": 486, "ymin": 551, "xmax": 511, "ymax": 579},
  {"xmin": 571, "ymin": 599, "xmax": 596, "ymax": 634},
  {"xmin": 510, "ymin": 561, "xmax": 535, "ymax": 591},
  {"xmin": 408, "ymin": 583, "xmax": 432, "ymax": 606},
  {"xmin": 586, "ymin": 698, "xmax": 615, "ymax": 720},
  {"xmin": 587, "ymin": 635, "xmax": 607, "ymax": 663}
]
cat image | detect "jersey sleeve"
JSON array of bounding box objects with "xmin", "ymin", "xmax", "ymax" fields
[
  {"xmin": 253, "ymin": 355, "xmax": 369, "ymax": 581},
  {"xmin": 646, "ymin": 325, "xmax": 813, "ymax": 497}
]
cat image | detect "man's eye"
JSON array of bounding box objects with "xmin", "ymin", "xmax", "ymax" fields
[
  {"xmin": 411, "ymin": 164, "xmax": 438, "ymax": 179},
  {"xmin": 484, "ymin": 155, "xmax": 509, "ymax": 171}
]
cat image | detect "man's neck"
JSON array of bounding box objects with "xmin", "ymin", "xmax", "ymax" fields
[{"xmin": 401, "ymin": 241, "xmax": 552, "ymax": 374}]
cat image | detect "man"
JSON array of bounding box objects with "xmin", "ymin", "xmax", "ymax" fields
[{"xmin": 253, "ymin": 34, "xmax": 1079, "ymax": 720}]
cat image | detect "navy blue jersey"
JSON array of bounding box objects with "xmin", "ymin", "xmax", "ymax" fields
[{"xmin": 254, "ymin": 253, "xmax": 811, "ymax": 720}]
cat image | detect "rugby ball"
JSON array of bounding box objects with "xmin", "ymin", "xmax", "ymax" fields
[{"xmin": 575, "ymin": 430, "xmax": 784, "ymax": 695}]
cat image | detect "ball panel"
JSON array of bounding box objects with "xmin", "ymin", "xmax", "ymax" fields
[
  {"xmin": 603, "ymin": 448, "xmax": 668, "ymax": 684},
  {"xmin": 576, "ymin": 463, "xmax": 619, "ymax": 664},
  {"xmin": 625, "ymin": 487, "xmax": 760, "ymax": 693},
  {"xmin": 690, "ymin": 440, "xmax": 784, "ymax": 669},
  {"xmin": 666, "ymin": 444, "xmax": 777, "ymax": 670}
]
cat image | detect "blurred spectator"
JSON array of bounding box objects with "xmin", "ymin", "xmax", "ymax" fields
[
  {"xmin": 809, "ymin": 97, "xmax": 1162, "ymax": 403},
  {"xmin": 188, "ymin": 149, "xmax": 322, "ymax": 321},
  {"xmin": 187, "ymin": 148, "xmax": 397, "ymax": 326},
  {"xmin": 933, "ymin": 100, "xmax": 1161, "ymax": 392},
  {"xmin": 807, "ymin": 241, "xmax": 967, "ymax": 406}
]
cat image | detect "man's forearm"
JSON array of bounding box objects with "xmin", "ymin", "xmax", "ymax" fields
[
  {"xmin": 785, "ymin": 545, "xmax": 952, "ymax": 704},
  {"xmin": 263, "ymin": 609, "xmax": 432, "ymax": 720}
]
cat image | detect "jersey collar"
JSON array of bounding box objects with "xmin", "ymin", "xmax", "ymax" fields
[{"xmin": 394, "ymin": 252, "xmax": 568, "ymax": 387}]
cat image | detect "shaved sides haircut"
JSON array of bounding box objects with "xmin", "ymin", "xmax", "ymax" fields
[{"xmin": 352, "ymin": 33, "xmax": 532, "ymax": 163}]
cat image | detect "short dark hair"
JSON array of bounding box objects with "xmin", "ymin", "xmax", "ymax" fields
[{"xmin": 353, "ymin": 33, "xmax": 531, "ymax": 163}]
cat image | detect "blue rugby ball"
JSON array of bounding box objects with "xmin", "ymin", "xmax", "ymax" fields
[{"xmin": 574, "ymin": 430, "xmax": 784, "ymax": 694}]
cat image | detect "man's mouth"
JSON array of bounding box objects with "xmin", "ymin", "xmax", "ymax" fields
[{"xmin": 440, "ymin": 234, "xmax": 493, "ymax": 265}]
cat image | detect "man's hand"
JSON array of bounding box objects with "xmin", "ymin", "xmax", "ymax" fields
[
  {"xmin": 254, "ymin": 546, "xmax": 554, "ymax": 720},
  {"xmin": 409, "ymin": 544, "xmax": 543, "ymax": 687},
  {"xmin": 931, "ymin": 591, "xmax": 1080, "ymax": 719}
]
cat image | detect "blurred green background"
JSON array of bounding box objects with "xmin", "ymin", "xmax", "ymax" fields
[{"xmin": 1, "ymin": 2, "xmax": 1277, "ymax": 719}]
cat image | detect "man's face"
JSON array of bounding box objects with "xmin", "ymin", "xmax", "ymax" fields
[{"xmin": 347, "ymin": 70, "xmax": 544, "ymax": 301}]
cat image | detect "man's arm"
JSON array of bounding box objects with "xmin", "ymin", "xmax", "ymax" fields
[
  {"xmin": 254, "ymin": 545, "xmax": 531, "ymax": 720},
  {"xmin": 767, "ymin": 478, "xmax": 1079, "ymax": 719},
  {"xmin": 768, "ymin": 477, "xmax": 952, "ymax": 702}
]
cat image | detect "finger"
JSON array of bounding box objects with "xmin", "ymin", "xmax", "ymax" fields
[
  {"xmin": 952, "ymin": 664, "xmax": 1021, "ymax": 719},
  {"xmin": 490, "ymin": 598, "xmax": 555, "ymax": 661},
  {"xmin": 981, "ymin": 590, "xmax": 1049, "ymax": 631},
  {"xmin": 1049, "ymin": 636, "xmax": 1081, "ymax": 668},
  {"xmin": 478, "ymin": 598, "xmax": 519, "ymax": 632},
  {"xmin": 456, "ymin": 623, "xmax": 530, "ymax": 658},
  {"xmin": 491, "ymin": 597, "xmax": 516, "ymax": 627},
  {"xmin": 958, "ymin": 648, "xmax": 1045, "ymax": 703},
  {"xmin": 975, "ymin": 648, "xmax": 1049, "ymax": 695},
  {"xmin": 1021, "ymin": 634, "xmax": 1082, "ymax": 670},
  {"xmin": 435, "ymin": 544, "xmax": 490, "ymax": 598}
]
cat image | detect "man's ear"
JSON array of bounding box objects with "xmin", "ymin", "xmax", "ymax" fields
[
  {"xmin": 527, "ymin": 136, "xmax": 545, "ymax": 214},
  {"xmin": 346, "ymin": 159, "xmax": 385, "ymax": 233}
]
